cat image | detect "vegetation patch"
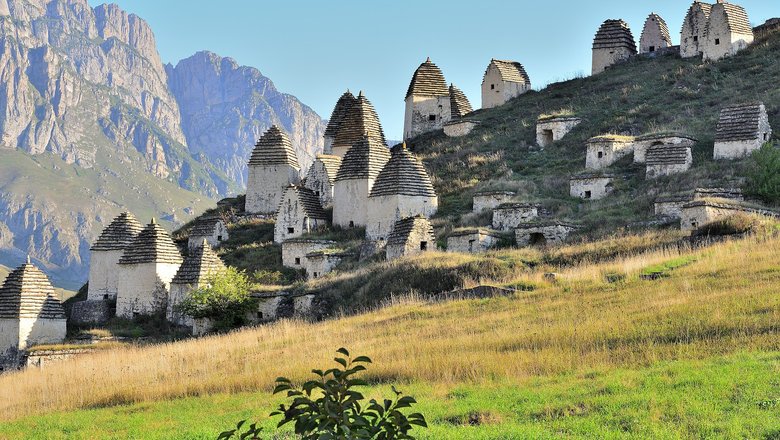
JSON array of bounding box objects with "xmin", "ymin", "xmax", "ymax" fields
[{"xmin": 639, "ymin": 256, "xmax": 698, "ymax": 279}]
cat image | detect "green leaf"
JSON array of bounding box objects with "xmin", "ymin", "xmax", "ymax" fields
[
  {"xmin": 336, "ymin": 347, "xmax": 350, "ymax": 357},
  {"xmin": 352, "ymin": 356, "xmax": 372, "ymax": 364}
]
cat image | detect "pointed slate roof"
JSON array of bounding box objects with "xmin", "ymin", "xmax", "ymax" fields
[
  {"xmin": 449, "ymin": 84, "xmax": 473, "ymax": 119},
  {"xmin": 406, "ymin": 58, "xmax": 449, "ymax": 99},
  {"xmin": 715, "ymin": 102, "xmax": 767, "ymax": 142},
  {"xmin": 646, "ymin": 144, "xmax": 691, "ymax": 165},
  {"xmin": 641, "ymin": 13, "xmax": 672, "ymax": 47},
  {"xmin": 248, "ymin": 125, "xmax": 300, "ymax": 169},
  {"xmin": 335, "ymin": 136, "xmax": 391, "ymax": 182},
  {"xmin": 280, "ymin": 186, "xmax": 327, "ymax": 220},
  {"xmin": 118, "ymin": 219, "xmax": 183, "ymax": 265},
  {"xmin": 324, "ymin": 90, "xmax": 357, "ymax": 139},
  {"xmin": 486, "ymin": 59, "xmax": 531, "ymax": 85},
  {"xmin": 387, "ymin": 216, "xmax": 434, "ymax": 247},
  {"xmin": 714, "ymin": 1, "xmax": 752, "ymax": 35},
  {"xmin": 91, "ymin": 212, "xmax": 144, "ymax": 251},
  {"xmin": 315, "ymin": 154, "xmax": 343, "ymax": 180},
  {"xmin": 682, "ymin": 2, "xmax": 713, "ymax": 34},
  {"xmin": 593, "ymin": 19, "xmax": 637, "ymax": 52},
  {"xmin": 189, "ymin": 217, "xmax": 224, "ymax": 237},
  {"xmin": 0, "ymin": 260, "xmax": 65, "ymax": 319},
  {"xmin": 331, "ymin": 92, "xmax": 387, "ymax": 152},
  {"xmin": 171, "ymin": 241, "xmax": 227, "ymax": 285},
  {"xmin": 369, "ymin": 144, "xmax": 437, "ymax": 198}
]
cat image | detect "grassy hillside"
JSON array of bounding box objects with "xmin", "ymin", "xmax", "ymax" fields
[{"xmin": 1, "ymin": 229, "xmax": 779, "ymax": 438}]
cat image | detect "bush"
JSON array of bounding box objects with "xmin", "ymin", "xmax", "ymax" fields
[
  {"xmin": 176, "ymin": 268, "xmax": 256, "ymax": 332},
  {"xmin": 745, "ymin": 143, "xmax": 780, "ymax": 204}
]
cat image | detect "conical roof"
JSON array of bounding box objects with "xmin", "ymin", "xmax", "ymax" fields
[
  {"xmin": 324, "ymin": 91, "xmax": 357, "ymax": 138},
  {"xmin": 189, "ymin": 217, "xmax": 224, "ymax": 237},
  {"xmin": 449, "ymin": 84, "xmax": 473, "ymax": 119},
  {"xmin": 335, "ymin": 136, "xmax": 391, "ymax": 182},
  {"xmin": 119, "ymin": 219, "xmax": 183, "ymax": 265},
  {"xmin": 248, "ymin": 125, "xmax": 300, "ymax": 168},
  {"xmin": 641, "ymin": 13, "xmax": 672, "ymax": 48},
  {"xmin": 0, "ymin": 260, "xmax": 65, "ymax": 319},
  {"xmin": 280, "ymin": 186, "xmax": 327, "ymax": 220},
  {"xmin": 91, "ymin": 212, "xmax": 144, "ymax": 251},
  {"xmin": 713, "ymin": 1, "xmax": 752, "ymax": 35},
  {"xmin": 486, "ymin": 59, "xmax": 531, "ymax": 85},
  {"xmin": 369, "ymin": 144, "xmax": 437, "ymax": 198},
  {"xmin": 315, "ymin": 154, "xmax": 343, "ymax": 180},
  {"xmin": 406, "ymin": 58, "xmax": 449, "ymax": 99},
  {"xmin": 716, "ymin": 102, "xmax": 767, "ymax": 142},
  {"xmin": 331, "ymin": 92, "xmax": 387, "ymax": 152},
  {"xmin": 593, "ymin": 19, "xmax": 637, "ymax": 52},
  {"xmin": 171, "ymin": 241, "xmax": 227, "ymax": 285},
  {"xmin": 387, "ymin": 216, "xmax": 434, "ymax": 247}
]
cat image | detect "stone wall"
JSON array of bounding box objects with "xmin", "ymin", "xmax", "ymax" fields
[
  {"xmin": 536, "ymin": 118, "xmax": 581, "ymax": 148},
  {"xmin": 386, "ymin": 223, "xmax": 436, "ymax": 261},
  {"xmin": 366, "ymin": 195, "xmax": 438, "ymax": 242},
  {"xmin": 70, "ymin": 300, "xmax": 113, "ymax": 326},
  {"xmin": 481, "ymin": 66, "xmax": 530, "ymax": 109},
  {"xmin": 304, "ymin": 161, "xmax": 335, "ymax": 208},
  {"xmin": 570, "ymin": 176, "xmax": 614, "ymax": 200},
  {"xmin": 702, "ymin": 6, "xmax": 754, "ymax": 62},
  {"xmin": 188, "ymin": 221, "xmax": 228, "ymax": 251},
  {"xmin": 245, "ymin": 164, "xmax": 300, "ymax": 214},
  {"xmin": 646, "ymin": 147, "xmax": 693, "ymax": 179},
  {"xmin": 714, "ymin": 139, "xmax": 765, "ymax": 160},
  {"xmin": 491, "ymin": 204, "xmax": 539, "ymax": 231},
  {"xmin": 654, "ymin": 198, "xmax": 691, "ymax": 219},
  {"xmin": 305, "ymin": 253, "xmax": 344, "ymax": 279},
  {"xmin": 116, "ymin": 262, "xmax": 180, "ymax": 318},
  {"xmin": 15, "ymin": 317, "xmax": 66, "ymax": 350},
  {"xmin": 0, "ymin": 319, "xmax": 19, "ymax": 352},
  {"xmin": 404, "ymin": 95, "xmax": 451, "ymax": 140},
  {"xmin": 633, "ymin": 136, "xmax": 696, "ymax": 163},
  {"xmin": 586, "ymin": 138, "xmax": 634, "ymax": 170},
  {"xmin": 25, "ymin": 348, "xmax": 93, "ymax": 369},
  {"xmin": 473, "ymin": 192, "xmax": 515, "ymax": 213},
  {"xmin": 754, "ymin": 18, "xmax": 780, "ymax": 40},
  {"xmin": 333, "ymin": 179, "xmax": 372, "ymax": 228},
  {"xmin": 443, "ymin": 120, "xmax": 478, "ymax": 138},
  {"xmin": 515, "ymin": 224, "xmax": 575, "ymax": 247},
  {"xmin": 447, "ymin": 230, "xmax": 501, "ymax": 254},
  {"xmin": 167, "ymin": 283, "xmax": 198, "ymax": 328},
  {"xmin": 681, "ymin": 4, "xmax": 710, "ymax": 58},
  {"xmin": 592, "ymin": 47, "xmax": 634, "ymax": 75},
  {"xmin": 281, "ymin": 240, "xmax": 336, "ymax": 270},
  {"xmin": 87, "ymin": 249, "xmax": 124, "ymax": 301},
  {"xmin": 274, "ymin": 193, "xmax": 327, "ymax": 244},
  {"xmin": 680, "ymin": 201, "xmax": 778, "ymax": 233}
]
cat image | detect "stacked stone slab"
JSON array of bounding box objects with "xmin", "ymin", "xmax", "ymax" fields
[
  {"xmin": 481, "ymin": 59, "xmax": 531, "ymax": 109},
  {"xmin": 404, "ymin": 58, "xmax": 452, "ymax": 140},
  {"xmin": 304, "ymin": 154, "xmax": 342, "ymax": 208},
  {"xmin": 386, "ymin": 216, "xmax": 436, "ymax": 261},
  {"xmin": 366, "ymin": 144, "xmax": 438, "ymax": 242},
  {"xmin": 714, "ymin": 102, "xmax": 771, "ymax": 159},
  {"xmin": 702, "ymin": 1, "xmax": 753, "ymax": 62},
  {"xmin": 274, "ymin": 185, "xmax": 328, "ymax": 243},
  {"xmin": 646, "ymin": 143, "xmax": 693, "ymax": 178},
  {"xmin": 536, "ymin": 116, "xmax": 582, "ymax": 148},
  {"xmin": 586, "ymin": 135, "xmax": 635, "ymax": 170},
  {"xmin": 246, "ymin": 125, "xmax": 301, "ymax": 215},
  {"xmin": 167, "ymin": 241, "xmax": 227, "ymax": 331},
  {"xmin": 333, "ymin": 136, "xmax": 391, "ymax": 228},
  {"xmin": 570, "ymin": 173, "xmax": 615, "ymax": 200},
  {"xmin": 331, "ymin": 91, "xmax": 387, "ymax": 158},
  {"xmin": 695, "ymin": 187, "xmax": 744, "ymax": 200},
  {"xmin": 449, "ymin": 84, "xmax": 473, "ymax": 119},
  {"xmin": 640, "ymin": 13, "xmax": 672, "ymax": 54},
  {"xmin": 491, "ymin": 203, "xmax": 539, "ymax": 231},
  {"xmin": 187, "ymin": 217, "xmax": 228, "ymax": 251},
  {"xmin": 0, "ymin": 258, "xmax": 66, "ymax": 352},
  {"xmin": 681, "ymin": 2, "xmax": 713, "ymax": 57},
  {"xmin": 88, "ymin": 212, "xmax": 143, "ymax": 301},
  {"xmin": 323, "ymin": 90, "xmax": 357, "ymax": 153},
  {"xmin": 116, "ymin": 219, "xmax": 183, "ymax": 318},
  {"xmin": 633, "ymin": 134, "xmax": 697, "ymax": 163},
  {"xmin": 447, "ymin": 229, "xmax": 502, "ymax": 254},
  {"xmin": 592, "ymin": 19, "xmax": 637, "ymax": 75}
]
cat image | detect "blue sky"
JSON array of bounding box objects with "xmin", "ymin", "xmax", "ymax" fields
[{"xmin": 87, "ymin": 0, "xmax": 776, "ymax": 140}]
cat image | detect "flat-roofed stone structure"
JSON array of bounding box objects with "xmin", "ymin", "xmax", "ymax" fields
[
  {"xmin": 245, "ymin": 125, "xmax": 301, "ymax": 215},
  {"xmin": 449, "ymin": 84, "xmax": 473, "ymax": 119},
  {"xmin": 655, "ymin": 195, "xmax": 694, "ymax": 219},
  {"xmin": 473, "ymin": 191, "xmax": 515, "ymax": 213},
  {"xmin": 714, "ymin": 102, "xmax": 771, "ymax": 159},
  {"xmin": 323, "ymin": 90, "xmax": 357, "ymax": 154},
  {"xmin": 592, "ymin": 19, "xmax": 637, "ymax": 75},
  {"xmin": 281, "ymin": 239, "xmax": 336, "ymax": 270},
  {"xmin": 702, "ymin": 1, "xmax": 754, "ymax": 62},
  {"xmin": 481, "ymin": 59, "xmax": 531, "ymax": 109},
  {"xmin": 88, "ymin": 212, "xmax": 143, "ymax": 301},
  {"xmin": 633, "ymin": 133, "xmax": 697, "ymax": 163},
  {"xmin": 646, "ymin": 143, "xmax": 693, "ymax": 178},
  {"xmin": 167, "ymin": 241, "xmax": 227, "ymax": 331},
  {"xmin": 366, "ymin": 144, "xmax": 438, "ymax": 242},
  {"xmin": 444, "ymin": 119, "xmax": 479, "ymax": 138},
  {"xmin": 305, "ymin": 250, "xmax": 351, "ymax": 279},
  {"xmin": 386, "ymin": 216, "xmax": 436, "ymax": 261},
  {"xmin": 404, "ymin": 58, "xmax": 452, "ymax": 140},
  {"xmin": 0, "ymin": 258, "xmax": 66, "ymax": 352},
  {"xmin": 694, "ymin": 187, "xmax": 744, "ymax": 201},
  {"xmin": 491, "ymin": 203, "xmax": 539, "ymax": 231},
  {"xmin": 274, "ymin": 186, "xmax": 328, "ymax": 244},
  {"xmin": 681, "ymin": 2, "xmax": 713, "ymax": 58},
  {"xmin": 331, "ymin": 91, "xmax": 387, "ymax": 158},
  {"xmin": 515, "ymin": 222, "xmax": 577, "ymax": 247},
  {"xmin": 333, "ymin": 136, "xmax": 391, "ymax": 229},
  {"xmin": 536, "ymin": 116, "xmax": 581, "ymax": 148},
  {"xmin": 680, "ymin": 199, "xmax": 777, "ymax": 232},
  {"xmin": 570, "ymin": 173, "xmax": 615, "ymax": 200},
  {"xmin": 116, "ymin": 219, "xmax": 183, "ymax": 319},
  {"xmin": 640, "ymin": 13, "xmax": 673, "ymax": 54},
  {"xmin": 187, "ymin": 217, "xmax": 228, "ymax": 251},
  {"xmin": 304, "ymin": 154, "xmax": 342, "ymax": 208},
  {"xmin": 586, "ymin": 135, "xmax": 635, "ymax": 170},
  {"xmin": 447, "ymin": 229, "xmax": 502, "ymax": 254}
]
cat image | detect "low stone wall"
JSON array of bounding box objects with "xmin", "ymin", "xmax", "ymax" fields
[
  {"xmin": 536, "ymin": 117, "xmax": 581, "ymax": 148},
  {"xmin": 70, "ymin": 300, "xmax": 114, "ymax": 326},
  {"xmin": 473, "ymin": 192, "xmax": 515, "ymax": 213},
  {"xmin": 515, "ymin": 223, "xmax": 576, "ymax": 247},
  {"xmin": 491, "ymin": 204, "xmax": 539, "ymax": 231},
  {"xmin": 447, "ymin": 230, "xmax": 503, "ymax": 253},
  {"xmin": 570, "ymin": 176, "xmax": 614, "ymax": 200},
  {"xmin": 654, "ymin": 197, "xmax": 691, "ymax": 219},
  {"xmin": 25, "ymin": 349, "xmax": 94, "ymax": 368},
  {"xmin": 443, "ymin": 120, "xmax": 478, "ymax": 138},
  {"xmin": 681, "ymin": 200, "xmax": 779, "ymax": 233}
]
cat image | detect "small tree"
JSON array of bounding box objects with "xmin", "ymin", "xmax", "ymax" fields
[
  {"xmin": 177, "ymin": 267, "xmax": 255, "ymax": 332},
  {"xmin": 745, "ymin": 143, "xmax": 780, "ymax": 205}
]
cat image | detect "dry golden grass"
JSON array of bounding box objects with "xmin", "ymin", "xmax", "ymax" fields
[{"xmin": 1, "ymin": 233, "xmax": 779, "ymax": 422}]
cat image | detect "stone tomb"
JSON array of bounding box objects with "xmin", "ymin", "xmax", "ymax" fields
[
  {"xmin": 333, "ymin": 136, "xmax": 391, "ymax": 229},
  {"xmin": 515, "ymin": 222, "xmax": 577, "ymax": 247},
  {"xmin": 714, "ymin": 102, "xmax": 771, "ymax": 160},
  {"xmin": 274, "ymin": 186, "xmax": 328, "ymax": 244},
  {"xmin": 639, "ymin": 13, "xmax": 672, "ymax": 55},
  {"xmin": 404, "ymin": 58, "xmax": 452, "ymax": 140},
  {"xmin": 281, "ymin": 239, "xmax": 337, "ymax": 270},
  {"xmin": 654, "ymin": 196, "xmax": 694, "ymax": 219},
  {"xmin": 167, "ymin": 241, "xmax": 227, "ymax": 332},
  {"xmin": 701, "ymin": 1, "xmax": 754, "ymax": 62},
  {"xmin": 570, "ymin": 174, "xmax": 615, "ymax": 200},
  {"xmin": 645, "ymin": 143, "xmax": 693, "ymax": 179},
  {"xmin": 592, "ymin": 19, "xmax": 637, "ymax": 75},
  {"xmin": 536, "ymin": 116, "xmax": 582, "ymax": 148},
  {"xmin": 586, "ymin": 135, "xmax": 635, "ymax": 170},
  {"xmin": 481, "ymin": 59, "xmax": 531, "ymax": 109},
  {"xmin": 447, "ymin": 229, "xmax": 503, "ymax": 254},
  {"xmin": 633, "ymin": 134, "xmax": 697, "ymax": 163},
  {"xmin": 473, "ymin": 191, "xmax": 515, "ymax": 213},
  {"xmin": 491, "ymin": 203, "xmax": 539, "ymax": 231},
  {"xmin": 681, "ymin": 2, "xmax": 713, "ymax": 58},
  {"xmin": 385, "ymin": 216, "xmax": 436, "ymax": 261},
  {"xmin": 323, "ymin": 90, "xmax": 357, "ymax": 153},
  {"xmin": 88, "ymin": 212, "xmax": 143, "ymax": 301},
  {"xmin": 304, "ymin": 154, "xmax": 342, "ymax": 208},
  {"xmin": 694, "ymin": 187, "xmax": 744, "ymax": 201},
  {"xmin": 305, "ymin": 250, "xmax": 350, "ymax": 279},
  {"xmin": 187, "ymin": 217, "xmax": 229, "ymax": 251},
  {"xmin": 330, "ymin": 91, "xmax": 387, "ymax": 158},
  {"xmin": 680, "ymin": 199, "xmax": 777, "ymax": 233},
  {"xmin": 245, "ymin": 125, "xmax": 301, "ymax": 215}
]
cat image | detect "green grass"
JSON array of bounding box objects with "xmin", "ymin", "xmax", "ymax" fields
[
  {"xmin": 639, "ymin": 255, "xmax": 698, "ymax": 278},
  {"xmin": 1, "ymin": 351, "xmax": 778, "ymax": 439}
]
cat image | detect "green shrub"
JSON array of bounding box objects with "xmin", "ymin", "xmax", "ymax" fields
[
  {"xmin": 176, "ymin": 268, "xmax": 256, "ymax": 332},
  {"xmin": 745, "ymin": 143, "xmax": 780, "ymax": 204}
]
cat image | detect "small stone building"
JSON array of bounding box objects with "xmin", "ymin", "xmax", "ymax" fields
[
  {"xmin": 385, "ymin": 216, "xmax": 436, "ymax": 261},
  {"xmin": 281, "ymin": 239, "xmax": 336, "ymax": 270},
  {"xmin": 404, "ymin": 58, "xmax": 452, "ymax": 140},
  {"xmin": 274, "ymin": 186, "xmax": 328, "ymax": 243},
  {"xmin": 681, "ymin": 2, "xmax": 713, "ymax": 58},
  {"xmin": 702, "ymin": 1, "xmax": 754, "ymax": 62},
  {"xmin": 640, "ymin": 13, "xmax": 672, "ymax": 54},
  {"xmin": 323, "ymin": 90, "xmax": 357, "ymax": 153},
  {"xmin": 0, "ymin": 258, "xmax": 66, "ymax": 352},
  {"xmin": 570, "ymin": 173, "xmax": 615, "ymax": 200},
  {"xmin": 116, "ymin": 219, "xmax": 183, "ymax": 319},
  {"xmin": 680, "ymin": 199, "xmax": 759, "ymax": 232},
  {"xmin": 443, "ymin": 120, "xmax": 479, "ymax": 138},
  {"xmin": 714, "ymin": 102, "xmax": 771, "ymax": 159},
  {"xmin": 87, "ymin": 212, "xmax": 143, "ymax": 301},
  {"xmin": 491, "ymin": 203, "xmax": 539, "ymax": 231},
  {"xmin": 592, "ymin": 19, "xmax": 637, "ymax": 75},
  {"xmin": 645, "ymin": 143, "xmax": 693, "ymax": 179},
  {"xmin": 585, "ymin": 135, "xmax": 635, "ymax": 170},
  {"xmin": 473, "ymin": 191, "xmax": 515, "ymax": 213},
  {"xmin": 167, "ymin": 241, "xmax": 227, "ymax": 331},
  {"xmin": 694, "ymin": 187, "xmax": 744, "ymax": 201},
  {"xmin": 304, "ymin": 154, "xmax": 342, "ymax": 208},
  {"xmin": 366, "ymin": 144, "xmax": 438, "ymax": 242},
  {"xmin": 536, "ymin": 116, "xmax": 582, "ymax": 148},
  {"xmin": 305, "ymin": 250, "xmax": 350, "ymax": 280},
  {"xmin": 330, "ymin": 91, "xmax": 387, "ymax": 158},
  {"xmin": 655, "ymin": 196, "xmax": 694, "ymax": 219},
  {"xmin": 333, "ymin": 136, "xmax": 391, "ymax": 228},
  {"xmin": 481, "ymin": 59, "xmax": 531, "ymax": 109},
  {"xmin": 245, "ymin": 125, "xmax": 301, "ymax": 215},
  {"xmin": 187, "ymin": 217, "xmax": 228, "ymax": 251},
  {"xmin": 447, "ymin": 229, "xmax": 502, "ymax": 254},
  {"xmin": 449, "ymin": 84, "xmax": 473, "ymax": 119},
  {"xmin": 515, "ymin": 222, "xmax": 576, "ymax": 247},
  {"xmin": 633, "ymin": 134, "xmax": 697, "ymax": 163}
]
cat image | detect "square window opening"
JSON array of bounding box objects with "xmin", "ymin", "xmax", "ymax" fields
[
  {"xmin": 715, "ymin": 38, "xmax": 720, "ymax": 45},
  {"xmin": 490, "ymin": 84, "xmax": 495, "ymax": 90},
  {"xmin": 693, "ymin": 36, "xmax": 698, "ymax": 42},
  {"xmin": 217, "ymin": 235, "xmax": 222, "ymax": 241},
  {"xmin": 597, "ymin": 151, "xmax": 604, "ymax": 159},
  {"xmin": 294, "ymin": 257, "xmax": 301, "ymax": 265},
  {"xmin": 349, "ymin": 221, "xmax": 355, "ymax": 228},
  {"xmin": 584, "ymin": 191, "xmax": 592, "ymax": 199},
  {"xmin": 287, "ymin": 227, "xmax": 294, "ymax": 234},
  {"xmin": 420, "ymin": 241, "xmax": 428, "ymax": 251},
  {"xmin": 257, "ymin": 312, "xmax": 263, "ymax": 320},
  {"xmin": 649, "ymin": 46, "xmax": 655, "ymax": 52},
  {"xmin": 428, "ymin": 115, "xmax": 436, "ymax": 122}
]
